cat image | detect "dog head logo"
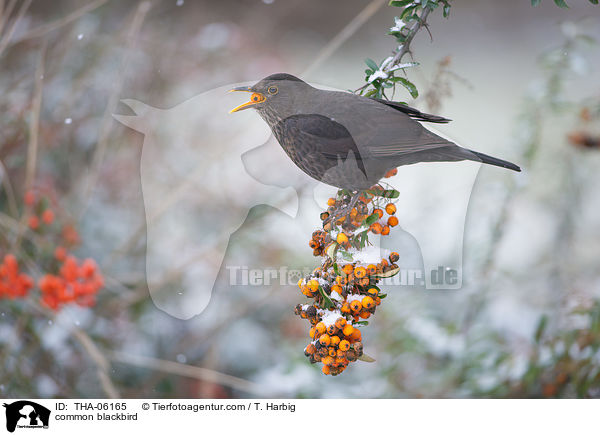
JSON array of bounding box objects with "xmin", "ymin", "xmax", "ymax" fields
[
  {"xmin": 3, "ymin": 401, "xmax": 50, "ymax": 432},
  {"xmin": 114, "ymin": 80, "xmax": 480, "ymax": 319}
]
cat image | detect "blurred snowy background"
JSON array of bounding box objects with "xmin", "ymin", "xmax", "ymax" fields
[{"xmin": 1, "ymin": 0, "xmax": 600, "ymax": 398}]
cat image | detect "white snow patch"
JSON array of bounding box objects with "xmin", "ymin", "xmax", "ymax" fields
[
  {"xmin": 368, "ymin": 70, "xmax": 388, "ymax": 83},
  {"xmin": 330, "ymin": 291, "xmax": 343, "ymax": 302},
  {"xmin": 389, "ymin": 17, "xmax": 405, "ymax": 33},
  {"xmin": 320, "ymin": 309, "xmax": 342, "ymax": 326}
]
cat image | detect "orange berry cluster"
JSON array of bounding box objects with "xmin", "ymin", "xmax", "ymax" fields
[
  {"xmin": 295, "ymin": 304, "xmax": 363, "ymax": 375},
  {"xmin": 0, "ymin": 254, "xmax": 34, "ymax": 299},
  {"xmin": 296, "ymin": 185, "xmax": 401, "ymax": 375},
  {"xmin": 0, "ymin": 191, "xmax": 104, "ymax": 311},
  {"xmin": 39, "ymin": 254, "xmax": 104, "ymax": 311},
  {"xmin": 25, "ymin": 191, "xmax": 55, "ymax": 230}
]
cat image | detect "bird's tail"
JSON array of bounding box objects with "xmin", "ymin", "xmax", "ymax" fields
[{"xmin": 469, "ymin": 150, "xmax": 521, "ymax": 172}]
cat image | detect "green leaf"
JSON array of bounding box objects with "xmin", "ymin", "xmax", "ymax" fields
[
  {"xmin": 364, "ymin": 89, "xmax": 377, "ymax": 98},
  {"xmin": 326, "ymin": 242, "xmax": 338, "ymax": 260},
  {"xmin": 389, "ymin": 0, "xmax": 413, "ymax": 6},
  {"xmin": 358, "ymin": 353, "xmax": 376, "ymax": 363},
  {"xmin": 531, "ymin": 0, "xmax": 542, "ymax": 5},
  {"xmin": 366, "ymin": 188, "xmax": 400, "ymax": 199},
  {"xmin": 396, "ymin": 77, "xmax": 419, "ymax": 98},
  {"xmin": 378, "ymin": 293, "xmax": 387, "ymax": 299},
  {"xmin": 364, "ymin": 213, "xmax": 379, "ymax": 226},
  {"xmin": 319, "ymin": 286, "xmax": 334, "ymax": 309},
  {"xmin": 553, "ymin": 0, "xmax": 569, "ymax": 7},
  {"xmin": 534, "ymin": 314, "xmax": 548, "ymax": 343},
  {"xmin": 589, "ymin": 0, "xmax": 598, "ymax": 4},
  {"xmin": 443, "ymin": 4, "xmax": 451, "ymax": 16},
  {"xmin": 354, "ymin": 320, "xmax": 369, "ymax": 327},
  {"xmin": 333, "ymin": 262, "xmax": 340, "ymax": 276},
  {"xmin": 365, "ymin": 58, "xmax": 379, "ymax": 71},
  {"xmin": 374, "ymin": 266, "xmax": 401, "ymax": 279},
  {"xmin": 400, "ymin": 5, "xmax": 417, "ymax": 21},
  {"xmin": 340, "ymin": 250, "xmax": 354, "ymax": 262}
]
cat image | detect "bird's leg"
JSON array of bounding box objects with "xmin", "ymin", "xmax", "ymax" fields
[{"xmin": 323, "ymin": 190, "xmax": 363, "ymax": 226}]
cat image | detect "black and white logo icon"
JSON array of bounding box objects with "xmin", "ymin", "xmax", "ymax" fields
[{"xmin": 3, "ymin": 401, "xmax": 50, "ymax": 433}]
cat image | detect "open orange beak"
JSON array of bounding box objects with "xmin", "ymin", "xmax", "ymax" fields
[{"xmin": 229, "ymin": 87, "xmax": 266, "ymax": 113}]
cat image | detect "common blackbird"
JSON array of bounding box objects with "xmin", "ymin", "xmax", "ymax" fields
[{"xmin": 230, "ymin": 73, "xmax": 520, "ymax": 191}]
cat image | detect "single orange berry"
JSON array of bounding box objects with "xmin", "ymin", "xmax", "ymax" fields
[
  {"xmin": 384, "ymin": 168, "xmax": 398, "ymax": 178},
  {"xmin": 330, "ymin": 335, "xmax": 341, "ymax": 347},
  {"xmin": 389, "ymin": 252, "xmax": 400, "ymax": 262},
  {"xmin": 327, "ymin": 324, "xmax": 336, "ymax": 335},
  {"xmin": 327, "ymin": 198, "xmax": 336, "ymax": 207},
  {"xmin": 322, "ymin": 365, "xmax": 331, "ymax": 375},
  {"xmin": 319, "ymin": 334, "xmax": 331, "ymax": 346},
  {"xmin": 366, "ymin": 264, "xmax": 377, "ymax": 275},
  {"xmin": 385, "ymin": 203, "xmax": 397, "ymax": 215},
  {"xmin": 367, "ymin": 288, "xmax": 378, "ymax": 297},
  {"xmin": 307, "ymin": 279, "xmax": 319, "ymax": 293},
  {"xmin": 342, "ymin": 324, "xmax": 354, "ymax": 336},
  {"xmin": 373, "ymin": 209, "xmax": 383, "ymax": 219},
  {"xmin": 309, "ymin": 327, "xmax": 316, "ymax": 338},
  {"xmin": 350, "ymin": 300, "xmax": 362, "ymax": 313},
  {"xmin": 375, "ymin": 296, "xmax": 381, "ymax": 306},
  {"xmin": 328, "ymin": 348, "xmax": 337, "ymax": 357},
  {"xmin": 28, "ymin": 216, "xmax": 39, "ymax": 230},
  {"xmin": 42, "ymin": 209, "xmax": 54, "ymax": 225},
  {"xmin": 381, "ymin": 225, "xmax": 390, "ymax": 235},
  {"xmin": 342, "ymin": 264, "xmax": 354, "ymax": 275},
  {"xmin": 54, "ymin": 246, "xmax": 67, "ymax": 262},
  {"xmin": 335, "ymin": 317, "xmax": 347, "ymax": 329},
  {"xmin": 370, "ymin": 223, "xmax": 383, "ymax": 234},
  {"xmin": 359, "ymin": 311, "xmax": 371, "ymax": 319},
  {"xmin": 354, "ymin": 267, "xmax": 366, "ymax": 278},
  {"xmin": 331, "ymin": 284, "xmax": 343, "ymax": 294},
  {"xmin": 315, "ymin": 322, "xmax": 326, "ymax": 335},
  {"xmin": 362, "ymin": 296, "xmax": 375, "ymax": 310},
  {"xmin": 24, "ymin": 191, "xmax": 36, "ymax": 206},
  {"xmin": 350, "ymin": 328, "xmax": 362, "ymax": 342},
  {"xmin": 336, "ymin": 232, "xmax": 349, "ymax": 244},
  {"xmin": 341, "ymin": 302, "xmax": 351, "ymax": 314},
  {"xmin": 339, "ymin": 339, "xmax": 350, "ymax": 351}
]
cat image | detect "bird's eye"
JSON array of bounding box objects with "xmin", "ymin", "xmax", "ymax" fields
[{"xmin": 268, "ymin": 86, "xmax": 278, "ymax": 95}]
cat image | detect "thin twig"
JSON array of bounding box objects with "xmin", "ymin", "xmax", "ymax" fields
[
  {"xmin": 71, "ymin": 328, "xmax": 121, "ymax": 399},
  {"xmin": 12, "ymin": 0, "xmax": 109, "ymax": 43},
  {"xmin": 0, "ymin": 0, "xmax": 31, "ymax": 58},
  {"xmin": 77, "ymin": 1, "xmax": 151, "ymax": 219},
  {"xmin": 26, "ymin": 300, "xmax": 121, "ymax": 399},
  {"xmin": 0, "ymin": 159, "xmax": 18, "ymax": 217},
  {"xmin": 24, "ymin": 42, "xmax": 46, "ymax": 196},
  {"xmin": 109, "ymin": 351, "xmax": 270, "ymax": 397},
  {"xmin": 302, "ymin": 0, "xmax": 387, "ymax": 78},
  {"xmin": 14, "ymin": 41, "xmax": 46, "ymax": 250},
  {"xmin": 0, "ymin": 0, "xmax": 17, "ymax": 41},
  {"xmin": 354, "ymin": 6, "xmax": 432, "ymax": 94}
]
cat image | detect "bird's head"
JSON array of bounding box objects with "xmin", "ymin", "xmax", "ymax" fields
[{"xmin": 229, "ymin": 73, "xmax": 309, "ymax": 120}]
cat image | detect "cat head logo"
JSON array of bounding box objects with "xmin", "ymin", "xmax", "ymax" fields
[{"xmin": 3, "ymin": 401, "xmax": 50, "ymax": 433}]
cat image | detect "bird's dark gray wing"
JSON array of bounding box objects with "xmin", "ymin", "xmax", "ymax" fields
[
  {"xmin": 372, "ymin": 98, "xmax": 451, "ymax": 123},
  {"xmin": 274, "ymin": 114, "xmax": 368, "ymax": 177}
]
